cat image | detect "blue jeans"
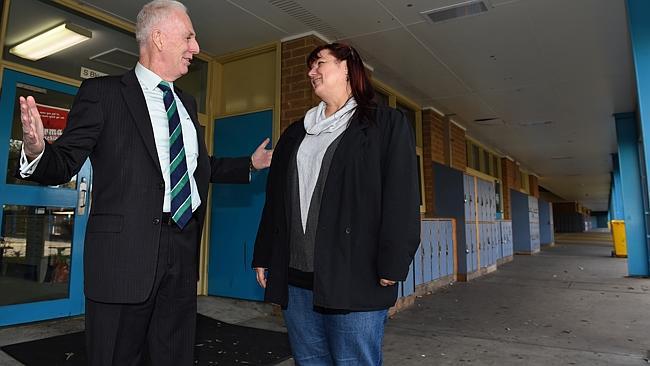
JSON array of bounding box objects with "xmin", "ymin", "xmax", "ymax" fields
[{"xmin": 283, "ymin": 285, "xmax": 388, "ymax": 366}]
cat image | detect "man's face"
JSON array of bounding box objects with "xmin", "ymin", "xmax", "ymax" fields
[{"xmin": 159, "ymin": 9, "xmax": 200, "ymax": 81}]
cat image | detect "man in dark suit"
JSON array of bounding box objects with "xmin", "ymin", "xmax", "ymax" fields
[{"xmin": 18, "ymin": 1, "xmax": 272, "ymax": 365}]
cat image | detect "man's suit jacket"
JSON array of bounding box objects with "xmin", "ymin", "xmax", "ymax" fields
[{"xmin": 25, "ymin": 70, "xmax": 249, "ymax": 304}]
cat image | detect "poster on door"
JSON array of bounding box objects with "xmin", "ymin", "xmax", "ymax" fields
[{"xmin": 36, "ymin": 103, "xmax": 69, "ymax": 142}]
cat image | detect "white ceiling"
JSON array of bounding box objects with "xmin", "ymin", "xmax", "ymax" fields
[{"xmin": 77, "ymin": 0, "xmax": 636, "ymax": 211}]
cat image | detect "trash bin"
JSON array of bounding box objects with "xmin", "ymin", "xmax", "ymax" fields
[{"xmin": 610, "ymin": 220, "xmax": 627, "ymax": 258}]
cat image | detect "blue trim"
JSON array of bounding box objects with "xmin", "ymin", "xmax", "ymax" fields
[
  {"xmin": 615, "ymin": 113, "xmax": 649, "ymax": 276},
  {"xmin": 628, "ymin": 0, "xmax": 650, "ymax": 201},
  {"xmin": 0, "ymin": 69, "xmax": 90, "ymax": 326},
  {"xmin": 611, "ymin": 155, "xmax": 625, "ymax": 220}
]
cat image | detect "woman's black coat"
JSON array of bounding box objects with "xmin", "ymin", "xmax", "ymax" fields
[{"xmin": 252, "ymin": 106, "xmax": 421, "ymax": 311}]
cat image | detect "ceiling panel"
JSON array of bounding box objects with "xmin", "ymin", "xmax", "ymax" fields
[
  {"xmin": 296, "ymin": 0, "xmax": 402, "ymax": 39},
  {"xmin": 524, "ymin": 0, "xmax": 632, "ymax": 83},
  {"xmin": 406, "ymin": 1, "xmax": 552, "ymax": 93},
  {"xmin": 347, "ymin": 27, "xmax": 468, "ymax": 100},
  {"xmin": 81, "ymin": 0, "xmax": 293, "ymax": 55}
]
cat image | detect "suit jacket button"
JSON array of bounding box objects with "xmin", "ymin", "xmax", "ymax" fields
[
  {"xmin": 345, "ymin": 227, "xmax": 351, "ymax": 234},
  {"xmin": 153, "ymin": 218, "xmax": 161, "ymax": 225}
]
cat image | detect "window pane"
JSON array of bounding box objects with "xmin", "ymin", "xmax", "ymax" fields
[
  {"xmin": 483, "ymin": 150, "xmax": 490, "ymax": 174},
  {"xmin": 472, "ymin": 144, "xmax": 480, "ymax": 170},
  {"xmin": 176, "ymin": 59, "xmax": 209, "ymax": 114},
  {"xmin": 0, "ymin": 205, "xmax": 75, "ymax": 306},
  {"xmin": 7, "ymin": 84, "xmax": 77, "ymax": 189}
]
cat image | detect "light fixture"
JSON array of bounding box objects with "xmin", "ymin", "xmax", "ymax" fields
[{"xmin": 10, "ymin": 23, "xmax": 92, "ymax": 61}]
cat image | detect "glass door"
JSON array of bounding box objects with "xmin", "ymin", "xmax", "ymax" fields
[{"xmin": 0, "ymin": 69, "xmax": 91, "ymax": 326}]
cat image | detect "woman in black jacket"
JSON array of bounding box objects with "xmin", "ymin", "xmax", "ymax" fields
[{"xmin": 252, "ymin": 43, "xmax": 420, "ymax": 365}]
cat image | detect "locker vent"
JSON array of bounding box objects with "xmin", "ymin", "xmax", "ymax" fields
[
  {"xmin": 421, "ymin": 1, "xmax": 489, "ymax": 24},
  {"xmin": 518, "ymin": 120, "xmax": 553, "ymax": 127},
  {"xmin": 474, "ymin": 117, "xmax": 503, "ymax": 126},
  {"xmin": 268, "ymin": 0, "xmax": 343, "ymax": 40}
]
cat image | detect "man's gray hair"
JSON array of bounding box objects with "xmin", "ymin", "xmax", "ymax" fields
[{"xmin": 135, "ymin": 0, "xmax": 187, "ymax": 46}]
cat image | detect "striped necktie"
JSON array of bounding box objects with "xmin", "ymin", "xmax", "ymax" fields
[{"xmin": 158, "ymin": 81, "xmax": 192, "ymax": 229}]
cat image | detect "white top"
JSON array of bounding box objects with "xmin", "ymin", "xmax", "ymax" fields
[
  {"xmin": 20, "ymin": 62, "xmax": 201, "ymax": 213},
  {"xmin": 297, "ymin": 98, "xmax": 356, "ymax": 232}
]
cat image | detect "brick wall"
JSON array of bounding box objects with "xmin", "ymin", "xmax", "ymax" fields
[
  {"xmin": 450, "ymin": 124, "xmax": 467, "ymax": 171},
  {"xmin": 426, "ymin": 111, "xmax": 446, "ymax": 165},
  {"xmin": 280, "ymin": 36, "xmax": 325, "ymax": 133},
  {"xmin": 501, "ymin": 158, "xmax": 518, "ymax": 219},
  {"xmin": 422, "ymin": 110, "xmax": 444, "ymax": 217},
  {"xmin": 529, "ymin": 175, "xmax": 539, "ymax": 198}
]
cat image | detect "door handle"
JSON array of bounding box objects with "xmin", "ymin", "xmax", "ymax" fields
[{"xmin": 77, "ymin": 178, "xmax": 87, "ymax": 215}]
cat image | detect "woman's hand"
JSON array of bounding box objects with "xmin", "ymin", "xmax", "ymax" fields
[
  {"xmin": 379, "ymin": 278, "xmax": 396, "ymax": 287},
  {"xmin": 255, "ymin": 267, "xmax": 268, "ymax": 288}
]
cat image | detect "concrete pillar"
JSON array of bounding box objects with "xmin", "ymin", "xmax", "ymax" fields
[
  {"xmin": 627, "ymin": 0, "xmax": 650, "ymax": 202},
  {"xmin": 614, "ymin": 113, "xmax": 648, "ymax": 276}
]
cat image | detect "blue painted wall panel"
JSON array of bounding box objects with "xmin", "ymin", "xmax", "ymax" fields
[
  {"xmin": 208, "ymin": 110, "xmax": 271, "ymax": 300},
  {"xmin": 539, "ymin": 199, "xmax": 553, "ymax": 246},
  {"xmin": 434, "ymin": 163, "xmax": 467, "ymax": 273},
  {"xmin": 511, "ymin": 189, "xmax": 532, "ymax": 253}
]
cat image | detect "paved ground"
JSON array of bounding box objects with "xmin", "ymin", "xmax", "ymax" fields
[
  {"xmin": 1, "ymin": 231, "xmax": 648, "ymax": 365},
  {"xmin": 383, "ymin": 232, "xmax": 650, "ymax": 365}
]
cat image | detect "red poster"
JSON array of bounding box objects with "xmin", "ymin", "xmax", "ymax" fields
[{"xmin": 36, "ymin": 103, "xmax": 69, "ymax": 142}]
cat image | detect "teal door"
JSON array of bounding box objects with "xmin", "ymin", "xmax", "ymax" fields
[
  {"xmin": 0, "ymin": 69, "xmax": 91, "ymax": 326},
  {"xmin": 208, "ymin": 110, "xmax": 271, "ymax": 300}
]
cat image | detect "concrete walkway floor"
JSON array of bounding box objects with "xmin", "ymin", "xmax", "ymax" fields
[
  {"xmin": 383, "ymin": 232, "xmax": 650, "ymax": 365},
  {"xmin": 1, "ymin": 231, "xmax": 648, "ymax": 365}
]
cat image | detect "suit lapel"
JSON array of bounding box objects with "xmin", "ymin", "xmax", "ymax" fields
[{"xmin": 121, "ymin": 70, "xmax": 162, "ymax": 174}]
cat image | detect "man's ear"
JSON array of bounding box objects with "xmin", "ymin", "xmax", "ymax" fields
[{"xmin": 152, "ymin": 29, "xmax": 164, "ymax": 51}]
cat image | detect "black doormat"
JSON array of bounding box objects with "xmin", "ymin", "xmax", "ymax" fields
[{"xmin": 1, "ymin": 314, "xmax": 292, "ymax": 365}]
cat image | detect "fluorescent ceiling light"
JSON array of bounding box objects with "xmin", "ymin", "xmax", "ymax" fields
[{"xmin": 10, "ymin": 23, "xmax": 92, "ymax": 61}]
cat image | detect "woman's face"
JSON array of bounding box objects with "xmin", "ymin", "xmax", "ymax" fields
[{"xmin": 308, "ymin": 49, "xmax": 348, "ymax": 100}]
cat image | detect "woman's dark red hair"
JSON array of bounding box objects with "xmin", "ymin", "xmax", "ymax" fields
[{"xmin": 307, "ymin": 43, "xmax": 376, "ymax": 113}]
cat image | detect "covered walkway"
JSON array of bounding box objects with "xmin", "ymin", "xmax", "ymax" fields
[{"xmin": 1, "ymin": 231, "xmax": 648, "ymax": 365}]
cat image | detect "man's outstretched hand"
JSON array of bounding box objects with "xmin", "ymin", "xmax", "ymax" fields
[
  {"xmin": 251, "ymin": 137, "xmax": 273, "ymax": 170},
  {"xmin": 19, "ymin": 96, "xmax": 45, "ymax": 161}
]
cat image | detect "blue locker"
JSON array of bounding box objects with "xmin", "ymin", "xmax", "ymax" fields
[
  {"xmin": 446, "ymin": 221, "xmax": 454, "ymax": 276},
  {"xmin": 467, "ymin": 175, "xmax": 476, "ymax": 220},
  {"xmin": 422, "ymin": 222, "xmax": 432, "ymax": 283},
  {"xmin": 468, "ymin": 223, "xmax": 477, "ymax": 272},
  {"xmin": 486, "ymin": 223, "xmax": 492, "ymax": 266},
  {"xmin": 439, "ymin": 222, "xmax": 448, "ymax": 278},
  {"xmin": 441, "ymin": 221, "xmax": 448, "ymax": 277},
  {"xmin": 492, "ymin": 223, "xmax": 499, "ymax": 264},
  {"xmin": 432, "ymin": 222, "xmax": 440, "ymax": 280},
  {"xmin": 403, "ymin": 259, "xmax": 415, "ymax": 296},
  {"xmin": 477, "ymin": 223, "xmax": 485, "ymax": 268},
  {"xmin": 495, "ymin": 221, "xmax": 505, "ymax": 259},
  {"xmin": 414, "ymin": 242, "xmax": 423, "ymax": 286}
]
